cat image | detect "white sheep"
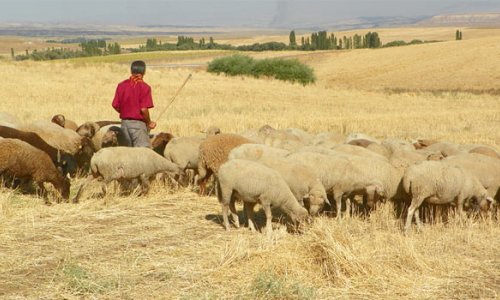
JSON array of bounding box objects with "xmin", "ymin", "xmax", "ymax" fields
[
  {"xmin": 217, "ymin": 159, "xmax": 309, "ymax": 234},
  {"xmin": 163, "ymin": 136, "xmax": 205, "ymax": 185},
  {"xmin": 228, "ymin": 144, "xmax": 330, "ymax": 215},
  {"xmin": 345, "ymin": 133, "xmax": 380, "ymax": 145},
  {"xmin": 444, "ymin": 153, "xmax": 500, "ymax": 204},
  {"xmin": 228, "ymin": 144, "xmax": 290, "ymax": 161},
  {"xmin": 312, "ymin": 132, "xmax": 343, "ymax": 148},
  {"xmin": 0, "ymin": 112, "xmax": 24, "ymax": 129},
  {"xmin": 73, "ymin": 147, "xmax": 183, "ymax": 202},
  {"xmin": 287, "ymin": 152, "xmax": 397, "ymax": 217},
  {"xmin": 403, "ymin": 161, "xmax": 493, "ymax": 232}
]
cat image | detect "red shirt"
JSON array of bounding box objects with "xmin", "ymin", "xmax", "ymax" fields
[{"xmin": 112, "ymin": 79, "xmax": 154, "ymax": 121}]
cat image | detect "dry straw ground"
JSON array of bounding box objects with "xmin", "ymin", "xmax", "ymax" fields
[{"xmin": 0, "ymin": 28, "xmax": 499, "ymax": 299}]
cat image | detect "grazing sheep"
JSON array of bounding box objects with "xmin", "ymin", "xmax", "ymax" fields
[
  {"xmin": 0, "ymin": 125, "xmax": 77, "ymax": 177},
  {"xmin": 0, "ymin": 112, "xmax": 24, "ymax": 129},
  {"xmin": 95, "ymin": 121, "xmax": 121, "ymax": 128},
  {"xmin": 287, "ymin": 152, "xmax": 399, "ymax": 217},
  {"xmin": 347, "ymin": 138, "xmax": 374, "ymax": 148},
  {"xmin": 217, "ymin": 159, "xmax": 309, "ymax": 233},
  {"xmin": 239, "ymin": 128, "xmax": 264, "ymax": 143},
  {"xmin": 228, "ymin": 145, "xmax": 329, "ymax": 214},
  {"xmin": 91, "ymin": 125, "xmax": 130, "ymax": 151},
  {"xmin": 73, "ymin": 147, "xmax": 184, "ymax": 202},
  {"xmin": 425, "ymin": 142, "xmax": 464, "ymax": 157},
  {"xmin": 284, "ymin": 128, "xmax": 314, "ymax": 145},
  {"xmin": 201, "ymin": 126, "xmax": 221, "ymax": 136},
  {"xmin": 101, "ymin": 126, "xmax": 129, "ymax": 149},
  {"xmin": 198, "ymin": 134, "xmax": 253, "ymax": 195},
  {"xmin": 413, "ymin": 139, "xmax": 439, "ymax": 150},
  {"xmin": 345, "ymin": 133, "xmax": 380, "ymax": 145},
  {"xmin": 76, "ymin": 121, "xmax": 101, "ymax": 139},
  {"xmin": 163, "ymin": 136, "xmax": 205, "ymax": 186},
  {"xmin": 366, "ymin": 142, "xmax": 392, "ymax": 158},
  {"xmin": 295, "ymin": 145, "xmax": 340, "ymax": 157},
  {"xmin": 403, "ymin": 161, "xmax": 493, "ymax": 232},
  {"xmin": 468, "ymin": 146, "xmax": 500, "ymax": 160},
  {"xmin": 381, "ymin": 139, "xmax": 416, "ymax": 152},
  {"xmin": 228, "ymin": 144, "xmax": 290, "ymax": 161},
  {"xmin": 76, "ymin": 121, "xmax": 121, "ymax": 139},
  {"xmin": 22, "ymin": 120, "xmax": 83, "ymax": 155},
  {"xmin": 74, "ymin": 137, "xmax": 96, "ymax": 175},
  {"xmin": 330, "ymin": 144, "xmax": 388, "ymax": 161},
  {"xmin": 444, "ymin": 153, "xmax": 500, "ymax": 202},
  {"xmin": 0, "ymin": 138, "xmax": 70, "ymax": 202},
  {"xmin": 312, "ymin": 132, "xmax": 343, "ymax": 148},
  {"xmin": 257, "ymin": 125, "xmax": 306, "ymax": 151},
  {"xmin": 151, "ymin": 132, "xmax": 174, "ymax": 155},
  {"xmin": 51, "ymin": 114, "xmax": 78, "ymax": 131}
]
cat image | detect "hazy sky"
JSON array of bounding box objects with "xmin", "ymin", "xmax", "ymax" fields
[{"xmin": 1, "ymin": 0, "xmax": 499, "ymax": 27}]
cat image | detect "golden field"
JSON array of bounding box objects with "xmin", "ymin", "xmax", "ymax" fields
[{"xmin": 0, "ymin": 28, "xmax": 499, "ymax": 299}]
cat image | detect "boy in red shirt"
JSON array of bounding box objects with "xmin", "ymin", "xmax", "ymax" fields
[{"xmin": 112, "ymin": 60, "xmax": 157, "ymax": 148}]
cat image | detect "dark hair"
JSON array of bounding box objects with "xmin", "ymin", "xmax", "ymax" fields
[{"xmin": 131, "ymin": 60, "xmax": 146, "ymax": 75}]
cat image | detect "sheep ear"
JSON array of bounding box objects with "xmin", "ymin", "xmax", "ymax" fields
[
  {"xmin": 324, "ymin": 197, "xmax": 331, "ymax": 206},
  {"xmin": 57, "ymin": 150, "xmax": 61, "ymax": 163},
  {"xmin": 486, "ymin": 196, "xmax": 494, "ymax": 203}
]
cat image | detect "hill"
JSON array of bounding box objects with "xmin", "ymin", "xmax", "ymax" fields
[{"xmin": 418, "ymin": 13, "xmax": 500, "ymax": 27}]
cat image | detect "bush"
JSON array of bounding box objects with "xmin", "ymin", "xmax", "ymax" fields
[{"xmin": 207, "ymin": 55, "xmax": 315, "ymax": 85}]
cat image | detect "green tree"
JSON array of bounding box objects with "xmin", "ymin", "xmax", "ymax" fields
[{"xmin": 289, "ymin": 30, "xmax": 297, "ymax": 47}]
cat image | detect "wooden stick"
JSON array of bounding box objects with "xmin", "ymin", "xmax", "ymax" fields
[{"xmin": 156, "ymin": 73, "xmax": 192, "ymax": 121}]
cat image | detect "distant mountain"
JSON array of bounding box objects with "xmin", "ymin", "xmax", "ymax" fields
[{"xmin": 417, "ymin": 13, "xmax": 500, "ymax": 27}]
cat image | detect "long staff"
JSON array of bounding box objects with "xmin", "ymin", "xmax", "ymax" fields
[{"xmin": 156, "ymin": 73, "xmax": 192, "ymax": 121}]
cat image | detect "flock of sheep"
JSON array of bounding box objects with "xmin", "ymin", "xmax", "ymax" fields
[{"xmin": 0, "ymin": 111, "xmax": 499, "ymax": 233}]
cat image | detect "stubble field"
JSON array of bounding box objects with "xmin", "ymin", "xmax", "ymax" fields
[{"xmin": 0, "ymin": 28, "xmax": 499, "ymax": 299}]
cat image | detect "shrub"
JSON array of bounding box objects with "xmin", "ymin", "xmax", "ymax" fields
[{"xmin": 207, "ymin": 55, "xmax": 315, "ymax": 85}]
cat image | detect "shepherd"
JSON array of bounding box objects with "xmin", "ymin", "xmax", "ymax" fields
[{"xmin": 112, "ymin": 60, "xmax": 157, "ymax": 148}]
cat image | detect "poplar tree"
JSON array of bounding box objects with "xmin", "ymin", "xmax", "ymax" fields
[{"xmin": 289, "ymin": 30, "xmax": 297, "ymax": 47}]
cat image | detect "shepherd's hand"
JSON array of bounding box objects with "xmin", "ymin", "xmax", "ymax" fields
[{"xmin": 148, "ymin": 121, "xmax": 157, "ymax": 130}]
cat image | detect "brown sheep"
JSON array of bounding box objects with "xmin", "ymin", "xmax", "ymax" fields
[
  {"xmin": 76, "ymin": 122, "xmax": 100, "ymax": 139},
  {"xmin": 74, "ymin": 137, "xmax": 96, "ymax": 175},
  {"xmin": 0, "ymin": 125, "xmax": 77, "ymax": 177},
  {"xmin": 101, "ymin": 126, "xmax": 130, "ymax": 149},
  {"xmin": 198, "ymin": 133, "xmax": 253, "ymax": 195},
  {"xmin": 51, "ymin": 114, "xmax": 78, "ymax": 131},
  {"xmin": 95, "ymin": 121, "xmax": 121, "ymax": 128},
  {"xmin": 0, "ymin": 138, "xmax": 70, "ymax": 202},
  {"xmin": 151, "ymin": 132, "xmax": 175, "ymax": 155}
]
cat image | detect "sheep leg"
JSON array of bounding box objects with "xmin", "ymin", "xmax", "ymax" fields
[
  {"xmin": 229, "ymin": 197, "xmax": 240, "ymax": 228},
  {"xmin": 244, "ymin": 202, "xmax": 257, "ymax": 232},
  {"xmin": 414, "ymin": 208, "xmax": 422, "ymax": 231},
  {"xmin": 139, "ymin": 174, "xmax": 150, "ymax": 196},
  {"xmin": 198, "ymin": 169, "xmax": 213, "ymax": 196},
  {"xmin": 221, "ymin": 203, "xmax": 230, "ymax": 231},
  {"xmin": 345, "ymin": 197, "xmax": 351, "ymax": 217},
  {"xmin": 333, "ymin": 191, "xmax": 343, "ymax": 218},
  {"xmin": 405, "ymin": 197, "xmax": 423, "ymax": 233},
  {"xmin": 73, "ymin": 175, "xmax": 96, "ymax": 203},
  {"xmin": 456, "ymin": 197, "xmax": 465, "ymax": 223},
  {"xmin": 262, "ymin": 204, "xmax": 273, "ymax": 235},
  {"xmin": 36, "ymin": 182, "xmax": 52, "ymax": 205}
]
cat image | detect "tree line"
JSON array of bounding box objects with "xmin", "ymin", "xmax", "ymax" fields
[
  {"xmin": 11, "ymin": 29, "xmax": 451, "ymax": 61},
  {"xmin": 13, "ymin": 39, "xmax": 121, "ymax": 61}
]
